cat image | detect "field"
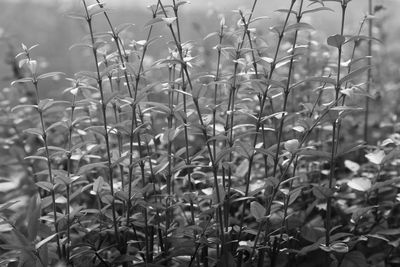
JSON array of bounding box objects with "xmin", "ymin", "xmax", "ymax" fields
[{"xmin": 1, "ymin": 0, "xmax": 400, "ymax": 266}]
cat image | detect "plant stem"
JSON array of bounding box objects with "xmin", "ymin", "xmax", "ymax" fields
[
  {"xmin": 33, "ymin": 80, "xmax": 62, "ymax": 259},
  {"xmin": 326, "ymin": 0, "xmax": 347, "ymax": 248},
  {"xmin": 82, "ymin": 0, "xmax": 120, "ymax": 245},
  {"xmin": 364, "ymin": 0, "xmax": 373, "ymax": 143}
]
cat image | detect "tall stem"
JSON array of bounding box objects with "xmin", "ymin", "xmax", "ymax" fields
[
  {"xmin": 364, "ymin": 0, "xmax": 373, "ymax": 143},
  {"xmin": 82, "ymin": 0, "xmax": 120, "ymax": 244},
  {"xmin": 326, "ymin": 1, "xmax": 347, "ymax": 248}
]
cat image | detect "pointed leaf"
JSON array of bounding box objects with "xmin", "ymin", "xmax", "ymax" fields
[{"xmin": 339, "ymin": 66, "xmax": 371, "ymax": 85}]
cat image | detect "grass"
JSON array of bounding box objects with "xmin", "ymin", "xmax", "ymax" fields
[{"xmin": 1, "ymin": 0, "xmax": 400, "ymax": 267}]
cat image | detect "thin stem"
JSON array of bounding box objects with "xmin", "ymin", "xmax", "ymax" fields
[
  {"xmin": 364, "ymin": 0, "xmax": 373, "ymax": 143},
  {"xmin": 33, "ymin": 80, "xmax": 62, "ymax": 259},
  {"xmin": 82, "ymin": 0, "xmax": 120, "ymax": 245},
  {"xmin": 326, "ymin": 0, "xmax": 347, "ymax": 248}
]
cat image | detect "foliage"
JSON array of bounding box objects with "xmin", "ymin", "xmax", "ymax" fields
[{"xmin": 0, "ymin": 0, "xmax": 399, "ymax": 266}]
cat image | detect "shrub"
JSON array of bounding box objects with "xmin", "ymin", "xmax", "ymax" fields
[{"xmin": 1, "ymin": 0, "xmax": 399, "ymax": 266}]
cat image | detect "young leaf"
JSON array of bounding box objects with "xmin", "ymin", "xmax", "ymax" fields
[{"xmin": 327, "ymin": 34, "xmax": 345, "ymax": 48}]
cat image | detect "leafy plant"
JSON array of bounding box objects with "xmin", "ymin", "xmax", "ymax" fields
[{"xmin": 1, "ymin": 0, "xmax": 399, "ymax": 266}]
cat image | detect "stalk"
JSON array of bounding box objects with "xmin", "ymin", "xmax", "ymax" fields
[
  {"xmin": 272, "ymin": 0, "xmax": 304, "ymax": 178},
  {"xmin": 213, "ymin": 19, "xmax": 225, "ymax": 229},
  {"xmin": 252, "ymin": 91, "xmax": 345, "ymax": 264},
  {"xmin": 19, "ymin": 46, "xmax": 62, "ymax": 258},
  {"xmin": 157, "ymin": 0, "xmax": 226, "ymax": 256},
  {"xmin": 364, "ymin": 0, "xmax": 373, "ymax": 143},
  {"xmin": 335, "ymin": 15, "xmax": 368, "ymax": 156},
  {"xmin": 171, "ymin": 0, "xmax": 196, "ymax": 229},
  {"xmin": 33, "ymin": 81, "xmax": 62, "ymax": 259},
  {"xmin": 262, "ymin": 2, "xmax": 304, "ymax": 265},
  {"xmin": 94, "ymin": 3, "xmax": 161, "ymax": 262},
  {"xmin": 81, "ymin": 0, "xmax": 120, "ymax": 245},
  {"xmin": 170, "ymin": 3, "xmax": 198, "ymax": 265},
  {"xmin": 326, "ymin": 0, "xmax": 348, "ymax": 249},
  {"xmin": 223, "ymin": 1, "xmax": 258, "ymax": 199},
  {"xmin": 165, "ymin": 65, "xmax": 175, "ymax": 240},
  {"xmin": 64, "ymin": 89, "xmax": 78, "ymax": 263},
  {"xmin": 235, "ymin": 0, "xmax": 297, "ymax": 253}
]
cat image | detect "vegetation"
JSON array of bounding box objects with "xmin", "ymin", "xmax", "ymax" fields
[{"xmin": 0, "ymin": 0, "xmax": 399, "ymax": 266}]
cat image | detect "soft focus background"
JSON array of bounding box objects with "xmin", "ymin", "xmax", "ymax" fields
[{"xmin": 0, "ymin": 0, "xmax": 398, "ymax": 98}]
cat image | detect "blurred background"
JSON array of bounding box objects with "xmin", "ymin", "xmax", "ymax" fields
[{"xmin": 0, "ymin": 0, "xmax": 398, "ymax": 98}]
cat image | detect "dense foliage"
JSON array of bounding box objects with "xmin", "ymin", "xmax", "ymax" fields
[{"xmin": 1, "ymin": 0, "xmax": 399, "ymax": 266}]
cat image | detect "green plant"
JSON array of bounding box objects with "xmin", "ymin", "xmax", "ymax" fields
[{"xmin": 1, "ymin": 0, "xmax": 399, "ymax": 267}]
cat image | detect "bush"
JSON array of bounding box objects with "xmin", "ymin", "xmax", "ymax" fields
[{"xmin": 1, "ymin": 0, "xmax": 399, "ymax": 266}]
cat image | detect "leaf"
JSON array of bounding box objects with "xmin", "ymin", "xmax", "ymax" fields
[
  {"xmin": 161, "ymin": 17, "xmax": 177, "ymax": 26},
  {"xmin": 348, "ymin": 178, "xmax": 371, "ymax": 192},
  {"xmin": 339, "ymin": 65, "xmax": 371, "ymax": 85},
  {"xmin": 35, "ymin": 181, "xmax": 53, "ymax": 192},
  {"xmin": 11, "ymin": 77, "xmax": 34, "ymax": 85},
  {"xmin": 370, "ymin": 177, "xmax": 400, "ymax": 192},
  {"xmin": 365, "ymin": 149, "xmax": 385, "ymax": 165},
  {"xmin": 351, "ymin": 206, "xmax": 376, "ymax": 223},
  {"xmin": 67, "ymin": 13, "xmax": 87, "ymax": 21},
  {"xmin": 345, "ymin": 35, "xmax": 382, "ymax": 44},
  {"xmin": 337, "ymin": 142, "xmax": 365, "ymax": 157},
  {"xmin": 344, "ymin": 160, "xmax": 360, "ymax": 173},
  {"xmin": 35, "ymin": 233, "xmax": 58, "ymax": 250},
  {"xmin": 11, "ymin": 104, "xmax": 38, "ymax": 112},
  {"xmin": 92, "ymin": 176, "xmax": 105, "ymax": 194},
  {"xmin": 327, "ymin": 34, "xmax": 345, "ymax": 48},
  {"xmin": 286, "ymin": 22, "xmax": 315, "ymax": 32},
  {"xmin": 302, "ymin": 7, "xmax": 334, "ymax": 15},
  {"xmin": 274, "ymin": 9, "xmax": 297, "ymax": 16},
  {"xmin": 288, "ymin": 187, "xmax": 303, "ymax": 205},
  {"xmin": 78, "ymin": 162, "xmax": 108, "ymax": 175},
  {"xmin": 115, "ymin": 23, "xmax": 135, "ymax": 34},
  {"xmin": 0, "ymin": 201, "xmax": 19, "ymax": 212},
  {"xmin": 330, "ymin": 242, "xmax": 348, "ymax": 253},
  {"xmin": 37, "ymin": 72, "xmax": 65, "ymax": 80},
  {"xmin": 144, "ymin": 17, "xmax": 163, "ymax": 28},
  {"xmin": 304, "ymin": 76, "xmax": 336, "ymax": 85},
  {"xmin": 250, "ymin": 201, "xmax": 266, "ymax": 221},
  {"xmin": 298, "ymin": 149, "xmax": 331, "ymax": 159},
  {"xmin": 203, "ymin": 32, "xmax": 218, "ymax": 41},
  {"xmin": 340, "ymin": 251, "xmax": 367, "ymax": 267},
  {"xmin": 25, "ymin": 156, "xmax": 48, "ymax": 162},
  {"xmin": 27, "ymin": 194, "xmax": 41, "ymax": 242},
  {"xmin": 376, "ymin": 228, "xmax": 400, "ymax": 236},
  {"xmin": 312, "ymin": 185, "xmax": 333, "ymax": 199},
  {"xmin": 284, "ymin": 139, "xmax": 299, "ymax": 153}
]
